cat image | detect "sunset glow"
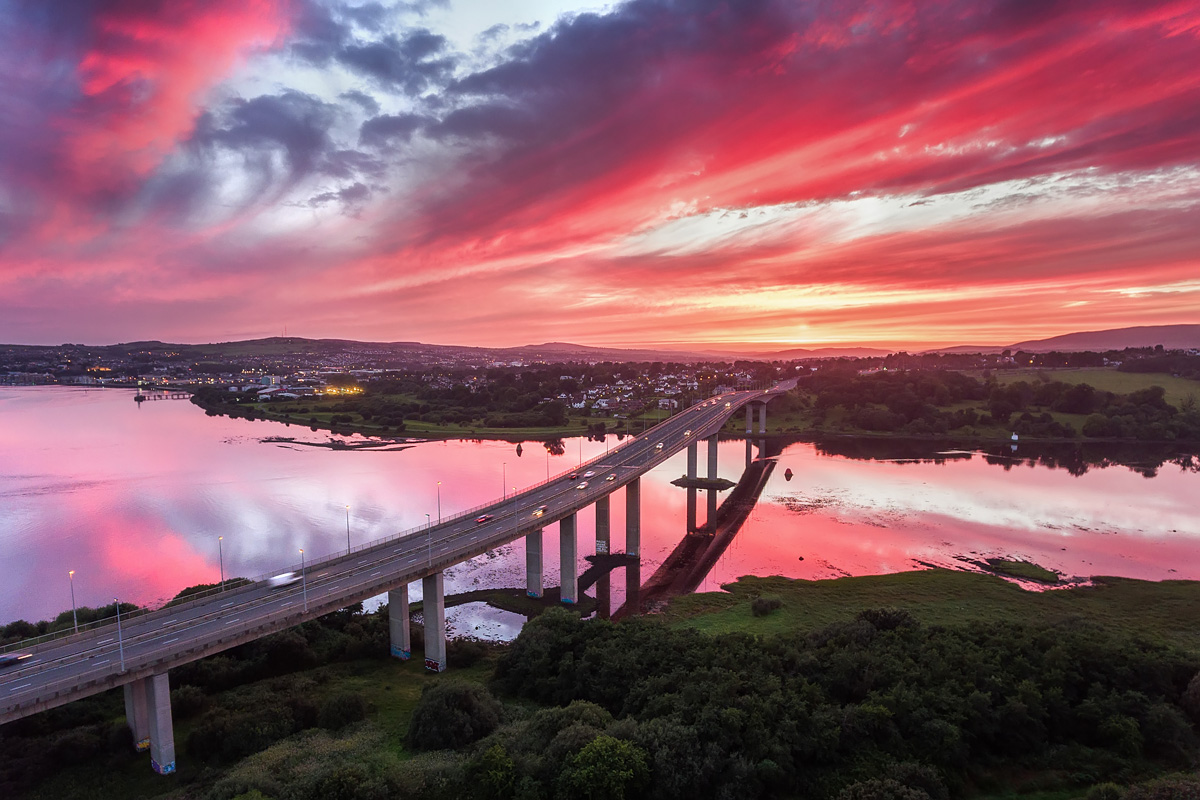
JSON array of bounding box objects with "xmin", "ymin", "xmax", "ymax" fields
[{"xmin": 2, "ymin": 0, "xmax": 1198, "ymax": 348}]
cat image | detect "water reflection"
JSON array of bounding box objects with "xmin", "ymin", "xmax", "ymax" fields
[{"xmin": 2, "ymin": 387, "xmax": 1199, "ymax": 627}]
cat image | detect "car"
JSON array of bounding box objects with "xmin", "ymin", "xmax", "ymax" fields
[
  {"xmin": 583, "ymin": 470, "xmax": 595, "ymax": 478},
  {"xmin": 532, "ymin": 505, "xmax": 548, "ymax": 517},
  {"xmin": 576, "ymin": 481, "xmax": 589, "ymax": 490},
  {"xmin": 268, "ymin": 572, "xmax": 300, "ymax": 589},
  {"xmin": 0, "ymin": 653, "xmax": 32, "ymax": 669},
  {"xmin": 684, "ymin": 429, "xmax": 692, "ymax": 436},
  {"xmin": 475, "ymin": 514, "xmax": 494, "ymax": 524},
  {"xmin": 605, "ymin": 473, "xmax": 616, "ymax": 481},
  {"xmin": 656, "ymin": 442, "xmax": 664, "ymax": 450},
  {"xmin": 725, "ymin": 402, "xmax": 731, "ymax": 408},
  {"xmin": 568, "ymin": 472, "xmax": 579, "ymax": 479}
]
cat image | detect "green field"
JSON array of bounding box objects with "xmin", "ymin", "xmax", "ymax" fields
[
  {"xmin": 974, "ymin": 367, "xmax": 1199, "ymax": 407},
  {"xmin": 661, "ymin": 570, "xmax": 1200, "ymax": 652}
]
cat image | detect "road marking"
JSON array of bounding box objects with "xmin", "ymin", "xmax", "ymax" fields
[
  {"xmin": 9, "ymin": 683, "xmax": 32, "ymax": 692},
  {"xmin": 221, "ymin": 602, "xmax": 235, "ymax": 608},
  {"xmin": 163, "ymin": 637, "xmax": 179, "ymax": 645},
  {"xmin": 98, "ymin": 638, "xmax": 113, "ymax": 644},
  {"xmin": 224, "ymin": 618, "xmax": 241, "ymax": 626},
  {"xmin": 370, "ymin": 570, "xmax": 382, "ymax": 577},
  {"xmin": 94, "ymin": 659, "xmax": 109, "ymax": 665},
  {"xmin": 280, "ymin": 602, "xmax": 293, "ymax": 608},
  {"xmin": 358, "ymin": 559, "xmax": 368, "ymax": 564}
]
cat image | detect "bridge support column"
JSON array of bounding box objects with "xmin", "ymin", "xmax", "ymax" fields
[
  {"xmin": 422, "ymin": 572, "xmax": 446, "ymax": 672},
  {"xmin": 746, "ymin": 405, "xmax": 752, "ymax": 434},
  {"xmin": 560, "ymin": 514, "xmax": 578, "ymax": 604},
  {"xmin": 597, "ymin": 572, "xmax": 611, "ymax": 619},
  {"xmin": 595, "ymin": 495, "xmax": 610, "ymax": 555},
  {"xmin": 526, "ymin": 529, "xmax": 543, "ymax": 598},
  {"xmin": 146, "ymin": 672, "xmax": 175, "ymax": 774},
  {"xmin": 626, "ymin": 555, "xmax": 641, "ymax": 615},
  {"xmin": 626, "ymin": 478, "xmax": 641, "ymax": 556},
  {"xmin": 388, "ymin": 585, "xmax": 410, "ymax": 659},
  {"xmin": 686, "ymin": 442, "xmax": 697, "ymax": 479},
  {"xmin": 758, "ymin": 403, "xmax": 767, "ymax": 435},
  {"xmin": 686, "ymin": 486, "xmax": 697, "ymax": 532},
  {"xmin": 746, "ymin": 438, "xmax": 754, "ymax": 468},
  {"xmin": 706, "ymin": 434, "xmax": 718, "ymax": 478},
  {"xmin": 123, "ymin": 678, "xmax": 151, "ymax": 752}
]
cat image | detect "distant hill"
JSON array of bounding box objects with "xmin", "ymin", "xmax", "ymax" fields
[{"xmin": 1007, "ymin": 325, "xmax": 1200, "ymax": 352}]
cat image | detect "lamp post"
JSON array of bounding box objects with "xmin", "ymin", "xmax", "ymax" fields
[
  {"xmin": 545, "ymin": 448, "xmax": 550, "ymax": 482},
  {"xmin": 345, "ymin": 504, "xmax": 351, "ymax": 555},
  {"xmin": 218, "ymin": 537, "xmax": 225, "ymax": 591},
  {"xmin": 300, "ymin": 549, "xmax": 308, "ymax": 612},
  {"xmin": 437, "ymin": 481, "xmax": 442, "ymax": 523},
  {"xmin": 114, "ymin": 598, "xmax": 125, "ymax": 672},
  {"xmin": 68, "ymin": 570, "xmax": 78, "ymax": 633}
]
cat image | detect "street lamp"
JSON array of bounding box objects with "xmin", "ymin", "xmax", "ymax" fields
[
  {"xmin": 300, "ymin": 548, "xmax": 308, "ymax": 612},
  {"xmin": 437, "ymin": 481, "xmax": 442, "ymax": 524},
  {"xmin": 68, "ymin": 570, "xmax": 78, "ymax": 633},
  {"xmin": 345, "ymin": 504, "xmax": 351, "ymax": 555},
  {"xmin": 114, "ymin": 597, "xmax": 125, "ymax": 672},
  {"xmin": 545, "ymin": 448, "xmax": 550, "ymax": 482},
  {"xmin": 218, "ymin": 537, "xmax": 225, "ymax": 591}
]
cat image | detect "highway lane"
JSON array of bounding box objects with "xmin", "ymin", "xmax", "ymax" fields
[{"xmin": 1, "ymin": 388, "xmax": 771, "ymax": 722}]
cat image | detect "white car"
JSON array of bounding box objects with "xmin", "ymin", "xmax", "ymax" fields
[
  {"xmin": 605, "ymin": 473, "xmax": 617, "ymax": 481},
  {"xmin": 268, "ymin": 572, "xmax": 300, "ymax": 589},
  {"xmin": 576, "ymin": 481, "xmax": 589, "ymax": 490},
  {"xmin": 656, "ymin": 442, "xmax": 664, "ymax": 450},
  {"xmin": 583, "ymin": 470, "xmax": 595, "ymax": 478}
]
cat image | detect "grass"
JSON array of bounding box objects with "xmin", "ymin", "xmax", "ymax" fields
[
  {"xmin": 985, "ymin": 558, "xmax": 1060, "ymax": 583},
  {"xmin": 975, "ymin": 367, "xmax": 1199, "ymax": 408},
  {"xmin": 661, "ymin": 570, "xmax": 1200, "ymax": 652}
]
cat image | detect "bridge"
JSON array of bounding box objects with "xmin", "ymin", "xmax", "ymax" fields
[{"xmin": 0, "ymin": 384, "xmax": 790, "ymax": 774}]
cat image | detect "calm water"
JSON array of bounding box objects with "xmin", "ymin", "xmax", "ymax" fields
[{"xmin": 2, "ymin": 387, "xmax": 1198, "ymax": 631}]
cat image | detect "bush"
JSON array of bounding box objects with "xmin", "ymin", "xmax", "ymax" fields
[
  {"xmin": 318, "ymin": 692, "xmax": 369, "ymax": 731},
  {"xmin": 751, "ymin": 595, "xmax": 783, "ymax": 617},
  {"xmin": 407, "ymin": 683, "xmax": 501, "ymax": 751},
  {"xmin": 171, "ymin": 684, "xmax": 208, "ymax": 719}
]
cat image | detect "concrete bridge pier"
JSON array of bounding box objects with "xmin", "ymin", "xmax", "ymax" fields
[
  {"xmin": 626, "ymin": 478, "xmax": 641, "ymax": 556},
  {"xmin": 686, "ymin": 442, "xmax": 698, "ymax": 479},
  {"xmin": 597, "ymin": 572, "xmax": 611, "ymax": 619},
  {"xmin": 560, "ymin": 513, "xmax": 578, "ymax": 604},
  {"xmin": 706, "ymin": 434, "xmax": 720, "ymax": 526},
  {"xmin": 123, "ymin": 679, "xmax": 151, "ymax": 752},
  {"xmin": 686, "ymin": 486, "xmax": 697, "ymax": 532},
  {"xmin": 758, "ymin": 403, "xmax": 767, "ymax": 434},
  {"xmin": 422, "ymin": 572, "xmax": 446, "ymax": 672},
  {"xmin": 146, "ymin": 673, "xmax": 175, "ymax": 774},
  {"xmin": 526, "ymin": 529, "xmax": 543, "ymax": 598},
  {"xmin": 745, "ymin": 438, "xmax": 754, "ymax": 468},
  {"xmin": 595, "ymin": 495, "xmax": 610, "ymax": 555},
  {"xmin": 388, "ymin": 584, "xmax": 410, "ymax": 659},
  {"xmin": 746, "ymin": 405, "xmax": 753, "ymax": 434},
  {"xmin": 625, "ymin": 555, "xmax": 641, "ymax": 615}
]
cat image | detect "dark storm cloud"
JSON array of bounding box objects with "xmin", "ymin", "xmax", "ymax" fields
[
  {"xmin": 340, "ymin": 89, "xmax": 382, "ymax": 116},
  {"xmin": 191, "ymin": 90, "xmax": 338, "ymax": 179},
  {"xmin": 336, "ymin": 30, "xmax": 456, "ymax": 94}
]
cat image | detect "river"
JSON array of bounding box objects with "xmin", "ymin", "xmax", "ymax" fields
[{"xmin": 2, "ymin": 386, "xmax": 1198, "ymax": 636}]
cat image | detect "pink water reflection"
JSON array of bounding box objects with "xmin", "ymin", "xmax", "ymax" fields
[{"xmin": 1, "ymin": 387, "xmax": 1198, "ymax": 626}]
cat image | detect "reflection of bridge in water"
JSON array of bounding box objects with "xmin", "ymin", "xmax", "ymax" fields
[{"xmin": 446, "ymin": 435, "xmax": 782, "ymax": 623}]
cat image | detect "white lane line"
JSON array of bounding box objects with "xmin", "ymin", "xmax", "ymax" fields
[
  {"xmin": 9, "ymin": 683, "xmax": 32, "ymax": 692},
  {"xmin": 358, "ymin": 559, "xmax": 368, "ymax": 565},
  {"xmin": 98, "ymin": 638, "xmax": 113, "ymax": 644},
  {"xmin": 221, "ymin": 602, "xmax": 235, "ymax": 608},
  {"xmin": 224, "ymin": 618, "xmax": 241, "ymax": 626},
  {"xmin": 370, "ymin": 570, "xmax": 382, "ymax": 577},
  {"xmin": 280, "ymin": 602, "xmax": 293, "ymax": 608},
  {"xmin": 94, "ymin": 659, "xmax": 109, "ymax": 665},
  {"xmin": 163, "ymin": 638, "xmax": 180, "ymax": 645}
]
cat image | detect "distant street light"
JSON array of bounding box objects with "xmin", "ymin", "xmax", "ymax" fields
[
  {"xmin": 345, "ymin": 505, "xmax": 351, "ymax": 555},
  {"xmin": 218, "ymin": 537, "xmax": 225, "ymax": 591},
  {"xmin": 68, "ymin": 570, "xmax": 78, "ymax": 633},
  {"xmin": 114, "ymin": 598, "xmax": 125, "ymax": 672},
  {"xmin": 300, "ymin": 549, "xmax": 308, "ymax": 612}
]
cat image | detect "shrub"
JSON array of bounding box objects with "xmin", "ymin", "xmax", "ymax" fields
[
  {"xmin": 318, "ymin": 692, "xmax": 369, "ymax": 731},
  {"xmin": 407, "ymin": 683, "xmax": 501, "ymax": 751},
  {"xmin": 751, "ymin": 595, "xmax": 783, "ymax": 617}
]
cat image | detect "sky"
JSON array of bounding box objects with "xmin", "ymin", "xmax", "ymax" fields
[{"xmin": 0, "ymin": 0, "xmax": 1197, "ymax": 350}]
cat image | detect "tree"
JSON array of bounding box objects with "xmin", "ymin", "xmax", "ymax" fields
[{"xmin": 555, "ymin": 735, "xmax": 648, "ymax": 800}]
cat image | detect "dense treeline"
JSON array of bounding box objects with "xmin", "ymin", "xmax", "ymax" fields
[
  {"xmin": 798, "ymin": 369, "xmax": 1200, "ymax": 441},
  {"xmin": 483, "ymin": 609, "xmax": 1200, "ymax": 800}
]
